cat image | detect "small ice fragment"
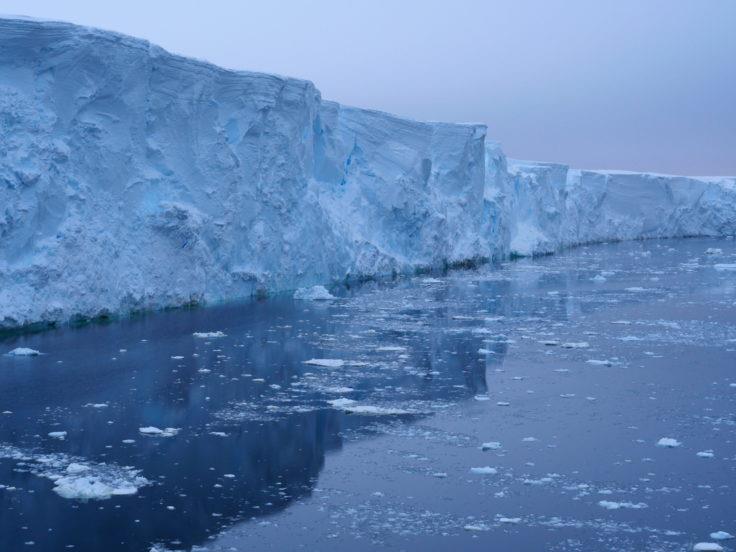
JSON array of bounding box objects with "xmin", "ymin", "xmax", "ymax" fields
[
  {"xmin": 481, "ymin": 441, "xmax": 501, "ymax": 451},
  {"xmin": 6, "ymin": 347, "xmax": 42, "ymax": 356},
  {"xmin": 598, "ymin": 500, "xmax": 648, "ymax": 510},
  {"xmin": 376, "ymin": 346, "xmax": 406, "ymax": 352},
  {"xmin": 303, "ymin": 358, "xmax": 344, "ymax": 368},
  {"xmin": 697, "ymin": 450, "xmax": 714, "ymax": 458},
  {"xmin": 48, "ymin": 431, "xmax": 67, "ymax": 440},
  {"xmin": 170, "ymin": 356, "xmax": 184, "ymax": 360},
  {"xmin": 591, "ymin": 274, "xmax": 607, "ymax": 282},
  {"xmin": 138, "ymin": 426, "xmax": 180, "ymax": 437},
  {"xmin": 84, "ymin": 403, "xmax": 109, "ymax": 408},
  {"xmin": 122, "ymin": 439, "xmax": 136, "ymax": 444},
  {"xmin": 656, "ymin": 437, "xmax": 682, "ymax": 448},
  {"xmin": 586, "ymin": 359, "xmax": 612, "ymax": 366},
  {"xmin": 625, "ymin": 287, "xmax": 647, "ymax": 292},
  {"xmin": 539, "ymin": 340, "xmax": 559, "ymax": 346},
  {"xmin": 470, "ymin": 466, "xmax": 498, "ymax": 475},
  {"xmin": 693, "ymin": 544, "xmax": 724, "ymax": 552},
  {"xmin": 210, "ymin": 432, "xmax": 228, "ymax": 437},
  {"xmin": 293, "ymin": 285, "xmax": 335, "ymax": 300},
  {"xmin": 223, "ymin": 474, "xmax": 235, "ymax": 478},
  {"xmin": 66, "ymin": 463, "xmax": 89, "ymax": 474},
  {"xmin": 499, "ymin": 517, "xmax": 521, "ymax": 524},
  {"xmin": 193, "ymin": 331, "xmax": 226, "ymax": 338},
  {"xmin": 432, "ymin": 472, "xmax": 448, "ymax": 478},
  {"xmin": 496, "ymin": 401, "xmax": 510, "ymax": 406},
  {"xmin": 478, "ymin": 348, "xmax": 492, "ymax": 354},
  {"xmin": 561, "ymin": 342, "xmax": 589, "ymax": 349},
  {"xmin": 463, "ymin": 523, "xmax": 490, "ymax": 532},
  {"xmin": 327, "ymin": 398, "xmax": 356, "ymax": 408},
  {"xmin": 522, "ymin": 437, "xmax": 537, "ymax": 442},
  {"xmin": 710, "ymin": 532, "xmax": 734, "ymax": 541}
]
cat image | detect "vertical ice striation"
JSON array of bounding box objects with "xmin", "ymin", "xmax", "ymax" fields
[{"xmin": 0, "ymin": 17, "xmax": 734, "ymax": 330}]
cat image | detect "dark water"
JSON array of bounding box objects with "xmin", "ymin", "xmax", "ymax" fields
[{"xmin": 1, "ymin": 238, "xmax": 735, "ymax": 552}]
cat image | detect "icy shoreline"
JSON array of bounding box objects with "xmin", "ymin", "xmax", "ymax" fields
[{"xmin": 1, "ymin": 17, "xmax": 735, "ymax": 331}]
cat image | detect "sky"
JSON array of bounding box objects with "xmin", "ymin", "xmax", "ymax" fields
[{"xmin": 2, "ymin": 0, "xmax": 734, "ymax": 175}]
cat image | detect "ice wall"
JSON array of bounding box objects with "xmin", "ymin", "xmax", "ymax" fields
[{"xmin": 1, "ymin": 17, "xmax": 734, "ymax": 330}]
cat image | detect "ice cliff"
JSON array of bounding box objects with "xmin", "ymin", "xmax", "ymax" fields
[{"xmin": 1, "ymin": 17, "xmax": 735, "ymax": 330}]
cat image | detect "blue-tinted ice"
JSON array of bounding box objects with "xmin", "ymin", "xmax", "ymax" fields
[{"xmin": 1, "ymin": 239, "xmax": 735, "ymax": 551}]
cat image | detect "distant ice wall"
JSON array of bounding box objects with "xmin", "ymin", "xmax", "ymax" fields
[
  {"xmin": 0, "ymin": 17, "xmax": 734, "ymax": 330},
  {"xmin": 497, "ymin": 160, "xmax": 736, "ymax": 256}
]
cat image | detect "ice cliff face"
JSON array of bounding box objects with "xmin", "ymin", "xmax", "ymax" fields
[{"xmin": 1, "ymin": 17, "xmax": 734, "ymax": 330}]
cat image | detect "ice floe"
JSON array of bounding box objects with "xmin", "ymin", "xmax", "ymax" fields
[
  {"xmin": 293, "ymin": 285, "xmax": 336, "ymax": 300},
  {"xmin": 138, "ymin": 426, "xmax": 181, "ymax": 437}
]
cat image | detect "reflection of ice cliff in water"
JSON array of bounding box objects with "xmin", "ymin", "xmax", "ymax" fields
[{"xmin": 0, "ymin": 276, "xmax": 510, "ymax": 551}]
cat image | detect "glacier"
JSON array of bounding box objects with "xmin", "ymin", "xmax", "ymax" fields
[{"xmin": 1, "ymin": 16, "xmax": 735, "ymax": 331}]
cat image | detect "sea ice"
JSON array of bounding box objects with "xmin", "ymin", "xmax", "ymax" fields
[
  {"xmin": 138, "ymin": 427, "xmax": 181, "ymax": 437},
  {"xmin": 6, "ymin": 348, "xmax": 42, "ymax": 356},
  {"xmin": 293, "ymin": 286, "xmax": 336, "ymax": 300},
  {"xmin": 303, "ymin": 358, "xmax": 345, "ymax": 368},
  {"xmin": 657, "ymin": 437, "xmax": 682, "ymax": 448},
  {"xmin": 193, "ymin": 331, "xmax": 226, "ymax": 338},
  {"xmin": 470, "ymin": 466, "xmax": 498, "ymax": 475}
]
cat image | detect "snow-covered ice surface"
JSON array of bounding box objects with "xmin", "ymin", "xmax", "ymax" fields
[
  {"xmin": 1, "ymin": 17, "xmax": 735, "ymax": 331},
  {"xmin": 1, "ymin": 238, "xmax": 735, "ymax": 551}
]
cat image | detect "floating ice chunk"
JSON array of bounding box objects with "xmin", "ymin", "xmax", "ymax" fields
[
  {"xmin": 522, "ymin": 437, "xmax": 537, "ymax": 442},
  {"xmin": 192, "ymin": 331, "xmax": 226, "ymax": 338},
  {"xmin": 121, "ymin": 439, "xmax": 136, "ymax": 444},
  {"xmin": 478, "ymin": 348, "xmax": 493, "ymax": 354},
  {"xmin": 6, "ymin": 347, "xmax": 42, "ymax": 356},
  {"xmin": 376, "ymin": 346, "xmax": 407, "ymax": 352},
  {"xmin": 327, "ymin": 398, "xmax": 356, "ymax": 408},
  {"xmin": 693, "ymin": 543, "xmax": 724, "ymax": 552},
  {"xmin": 340, "ymin": 405, "xmax": 412, "ymax": 415},
  {"xmin": 53, "ymin": 475, "xmax": 141, "ymax": 500},
  {"xmin": 591, "ymin": 274, "xmax": 607, "ymax": 282},
  {"xmin": 697, "ymin": 450, "xmax": 715, "ymax": 458},
  {"xmin": 499, "ymin": 517, "xmax": 521, "ymax": 524},
  {"xmin": 303, "ymin": 358, "xmax": 345, "ymax": 368},
  {"xmin": 84, "ymin": 403, "xmax": 109, "ymax": 408},
  {"xmin": 470, "ymin": 466, "xmax": 498, "ymax": 475},
  {"xmin": 209, "ymin": 432, "xmax": 228, "ymax": 437},
  {"xmin": 48, "ymin": 431, "xmax": 67, "ymax": 440},
  {"xmin": 561, "ymin": 342, "xmax": 589, "ymax": 349},
  {"xmin": 421, "ymin": 278, "xmax": 444, "ymax": 284},
  {"xmin": 705, "ymin": 248, "xmax": 723, "ymax": 255},
  {"xmin": 481, "ymin": 441, "xmax": 501, "ymax": 451},
  {"xmin": 598, "ymin": 500, "xmax": 648, "ymax": 510},
  {"xmin": 432, "ymin": 472, "xmax": 448, "ymax": 478},
  {"xmin": 539, "ymin": 340, "xmax": 559, "ymax": 346},
  {"xmin": 496, "ymin": 401, "xmax": 510, "ymax": 406},
  {"xmin": 170, "ymin": 356, "xmax": 184, "ymax": 360},
  {"xmin": 293, "ymin": 285, "xmax": 335, "ymax": 300},
  {"xmin": 710, "ymin": 532, "xmax": 734, "ymax": 541},
  {"xmin": 625, "ymin": 287, "xmax": 647, "ymax": 292},
  {"xmin": 586, "ymin": 359, "xmax": 612, "ymax": 366},
  {"xmin": 0, "ymin": 443, "xmax": 149, "ymax": 501},
  {"xmin": 714, "ymin": 264, "xmax": 736, "ymax": 271},
  {"xmin": 656, "ymin": 437, "xmax": 682, "ymax": 448},
  {"xmin": 138, "ymin": 427, "xmax": 180, "ymax": 437},
  {"xmin": 463, "ymin": 523, "xmax": 490, "ymax": 531},
  {"xmin": 323, "ymin": 386, "xmax": 355, "ymax": 393}
]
